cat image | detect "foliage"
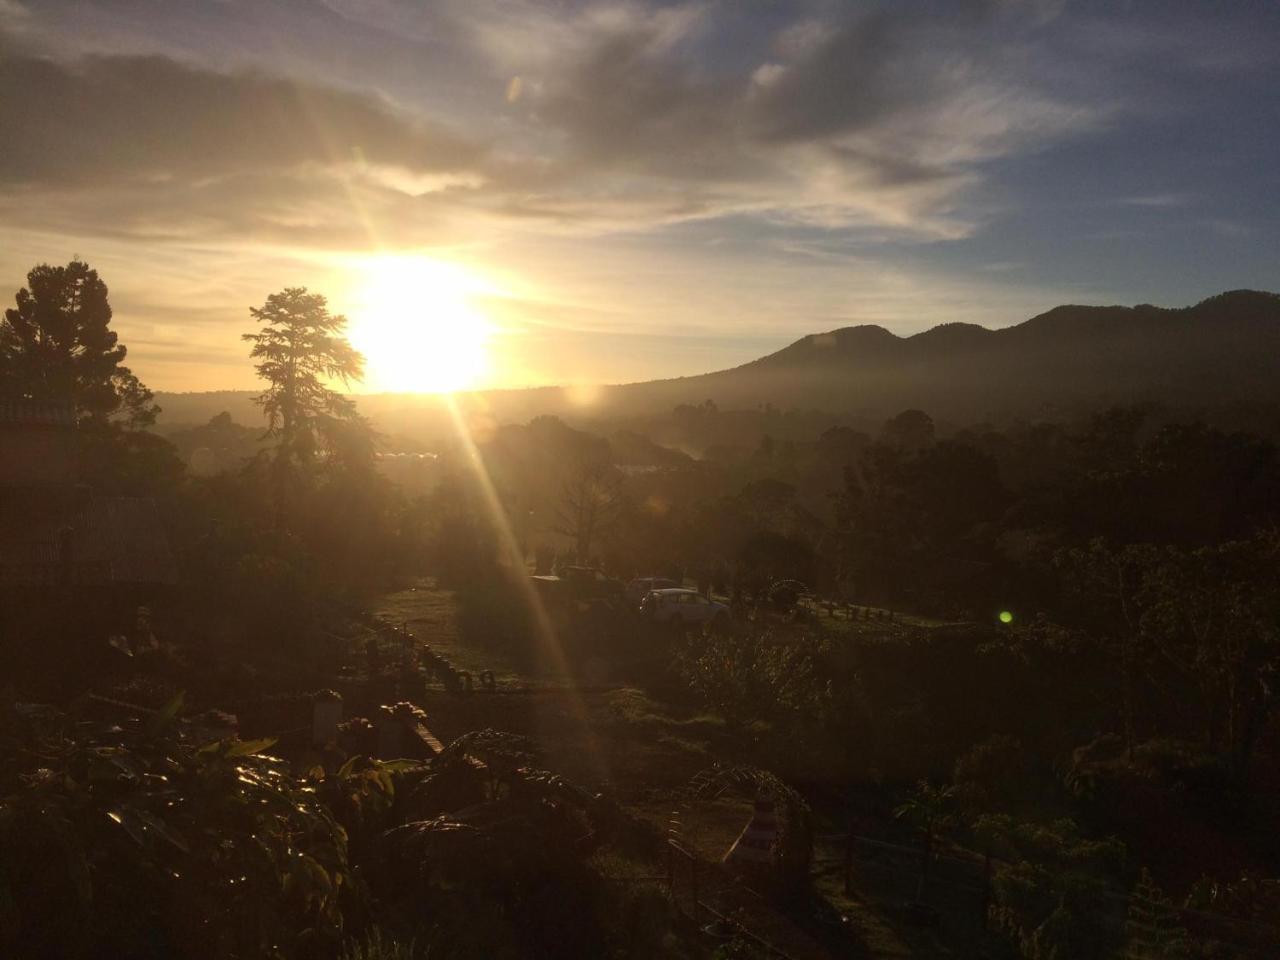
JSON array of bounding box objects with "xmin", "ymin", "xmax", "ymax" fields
[
  {"xmin": 371, "ymin": 729, "xmax": 656, "ymax": 959},
  {"xmin": 338, "ymin": 927, "xmax": 416, "ymax": 960},
  {"xmin": 243, "ymin": 287, "xmax": 366, "ymax": 467},
  {"xmin": 0, "ymin": 260, "xmax": 158, "ymax": 426},
  {"xmin": 979, "ymin": 815, "xmax": 1127, "ymax": 960},
  {"xmin": 0, "ymin": 699, "xmax": 360, "ymax": 959},
  {"xmin": 554, "ymin": 459, "xmax": 625, "ymax": 562},
  {"xmin": 1055, "ymin": 533, "xmax": 1280, "ymax": 778},
  {"xmin": 953, "ymin": 734, "xmax": 1036, "ymax": 817},
  {"xmin": 834, "ymin": 435, "xmax": 1006, "ymax": 609},
  {"xmin": 674, "ymin": 628, "xmax": 843, "ymax": 736},
  {"xmin": 894, "ymin": 779, "xmax": 956, "ymax": 838},
  {"xmin": 1123, "ymin": 869, "xmax": 1190, "ymax": 960},
  {"xmin": 894, "ymin": 779, "xmax": 956, "ymax": 900}
]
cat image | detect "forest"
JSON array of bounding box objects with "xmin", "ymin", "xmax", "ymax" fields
[{"xmin": 2, "ymin": 261, "xmax": 1278, "ymax": 959}]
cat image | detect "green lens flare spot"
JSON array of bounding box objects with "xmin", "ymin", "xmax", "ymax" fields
[{"xmin": 998, "ymin": 610, "xmax": 1014, "ymax": 624}]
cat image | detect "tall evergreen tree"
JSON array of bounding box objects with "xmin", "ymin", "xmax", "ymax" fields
[
  {"xmin": 0, "ymin": 260, "xmax": 158, "ymax": 427},
  {"xmin": 242, "ymin": 287, "xmax": 365, "ymax": 466}
]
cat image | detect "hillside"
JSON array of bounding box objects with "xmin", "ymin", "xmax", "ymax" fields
[
  {"xmin": 155, "ymin": 290, "xmax": 1280, "ymax": 433},
  {"xmin": 604, "ymin": 289, "xmax": 1280, "ymax": 421}
]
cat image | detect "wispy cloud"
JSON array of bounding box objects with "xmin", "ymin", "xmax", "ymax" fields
[
  {"xmin": 0, "ymin": 0, "xmax": 1114, "ymax": 245},
  {"xmin": 1118, "ymin": 193, "xmax": 1192, "ymax": 208},
  {"xmin": 1205, "ymin": 218, "xmax": 1252, "ymax": 239}
]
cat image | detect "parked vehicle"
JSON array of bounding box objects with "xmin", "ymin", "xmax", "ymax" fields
[
  {"xmin": 639, "ymin": 588, "xmax": 730, "ymax": 627},
  {"xmin": 625, "ymin": 576, "xmax": 680, "ymax": 604},
  {"xmin": 531, "ymin": 566, "xmax": 624, "ymax": 618},
  {"xmin": 557, "ymin": 565, "xmax": 624, "ymax": 598}
]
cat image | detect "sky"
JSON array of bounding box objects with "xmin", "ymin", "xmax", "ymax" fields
[{"xmin": 1, "ymin": 0, "xmax": 1277, "ymax": 393}]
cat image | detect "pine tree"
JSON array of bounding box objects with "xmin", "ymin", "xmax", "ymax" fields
[
  {"xmin": 1, "ymin": 260, "xmax": 158, "ymax": 427},
  {"xmin": 242, "ymin": 287, "xmax": 365, "ymax": 465}
]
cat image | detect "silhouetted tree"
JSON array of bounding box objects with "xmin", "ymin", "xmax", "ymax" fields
[
  {"xmin": 836, "ymin": 442, "xmax": 918, "ymax": 599},
  {"xmin": 0, "ymin": 260, "xmax": 157, "ymax": 426},
  {"xmin": 1056, "ymin": 533, "xmax": 1280, "ymax": 778},
  {"xmin": 881, "ymin": 408, "xmax": 935, "ymax": 452},
  {"xmin": 242, "ymin": 287, "xmax": 365, "ymax": 467},
  {"xmin": 554, "ymin": 460, "xmax": 624, "ymax": 562}
]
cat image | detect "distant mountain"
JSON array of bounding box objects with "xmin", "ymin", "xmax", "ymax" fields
[
  {"xmin": 156, "ymin": 291, "xmax": 1280, "ymax": 435},
  {"xmin": 599, "ymin": 289, "xmax": 1280, "ymax": 423}
]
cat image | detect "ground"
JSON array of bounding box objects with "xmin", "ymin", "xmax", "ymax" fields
[{"xmin": 368, "ymin": 578, "xmax": 990, "ymax": 959}]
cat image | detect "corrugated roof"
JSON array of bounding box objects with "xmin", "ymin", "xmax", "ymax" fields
[
  {"xmin": 0, "ymin": 493, "xmax": 178, "ymax": 586},
  {"xmin": 0, "ymin": 400, "xmax": 76, "ymax": 427}
]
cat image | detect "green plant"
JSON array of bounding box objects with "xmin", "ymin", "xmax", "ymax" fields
[
  {"xmin": 339, "ymin": 927, "xmax": 416, "ymax": 960},
  {"xmin": 1123, "ymin": 869, "xmax": 1190, "ymax": 960},
  {"xmin": 894, "ymin": 779, "xmax": 956, "ymax": 901},
  {"xmin": 0, "ymin": 697, "xmax": 361, "ymax": 959}
]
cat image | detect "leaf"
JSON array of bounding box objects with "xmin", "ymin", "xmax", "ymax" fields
[
  {"xmin": 223, "ymin": 737, "xmax": 278, "ymax": 758},
  {"xmin": 297, "ymin": 854, "xmax": 332, "ymax": 894},
  {"xmin": 147, "ymin": 692, "xmax": 185, "ymax": 737},
  {"xmin": 134, "ymin": 811, "xmax": 191, "ymax": 854},
  {"xmin": 115, "ymin": 814, "xmax": 149, "ymax": 849},
  {"xmin": 377, "ymin": 759, "xmax": 422, "ymax": 774}
]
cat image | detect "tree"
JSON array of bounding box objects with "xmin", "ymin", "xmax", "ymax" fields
[
  {"xmin": 553, "ymin": 460, "xmax": 624, "ymax": 562},
  {"xmin": 835, "ymin": 443, "xmax": 918, "ymax": 599},
  {"xmin": 894, "ymin": 779, "xmax": 955, "ymax": 901},
  {"xmin": 1056, "ymin": 535, "xmax": 1280, "ymax": 778},
  {"xmin": 242, "ymin": 287, "xmax": 365, "ymax": 466},
  {"xmin": 1, "ymin": 260, "xmax": 157, "ymax": 427},
  {"xmin": 881, "ymin": 408, "xmax": 935, "ymax": 452}
]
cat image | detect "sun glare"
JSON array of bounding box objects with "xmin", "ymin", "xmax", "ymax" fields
[{"xmin": 346, "ymin": 255, "xmax": 493, "ymax": 393}]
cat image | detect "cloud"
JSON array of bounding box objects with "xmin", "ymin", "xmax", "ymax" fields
[
  {"xmin": 1118, "ymin": 193, "xmax": 1192, "ymax": 208},
  {"xmin": 0, "ymin": 1, "xmax": 1112, "ymax": 246},
  {"xmin": 477, "ymin": 0, "xmax": 1105, "ymax": 235},
  {"xmin": 0, "ymin": 50, "xmax": 481, "ymax": 186}
]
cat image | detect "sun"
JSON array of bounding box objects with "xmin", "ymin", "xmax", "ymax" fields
[{"xmin": 345, "ymin": 255, "xmax": 493, "ymax": 393}]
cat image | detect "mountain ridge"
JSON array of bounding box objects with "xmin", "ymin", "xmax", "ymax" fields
[{"xmin": 154, "ymin": 290, "xmax": 1280, "ymax": 432}]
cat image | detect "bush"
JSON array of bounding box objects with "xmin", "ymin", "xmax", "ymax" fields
[{"xmin": 0, "ymin": 699, "xmax": 360, "ymax": 959}]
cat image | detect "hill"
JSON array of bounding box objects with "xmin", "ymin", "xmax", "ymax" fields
[
  {"xmin": 155, "ymin": 290, "xmax": 1280, "ymax": 435},
  {"xmin": 603, "ymin": 289, "xmax": 1280, "ymax": 422}
]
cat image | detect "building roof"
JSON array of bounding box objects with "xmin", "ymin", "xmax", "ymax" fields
[
  {"xmin": 0, "ymin": 492, "xmax": 178, "ymax": 587},
  {"xmin": 0, "ymin": 399, "xmax": 76, "ymax": 427}
]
